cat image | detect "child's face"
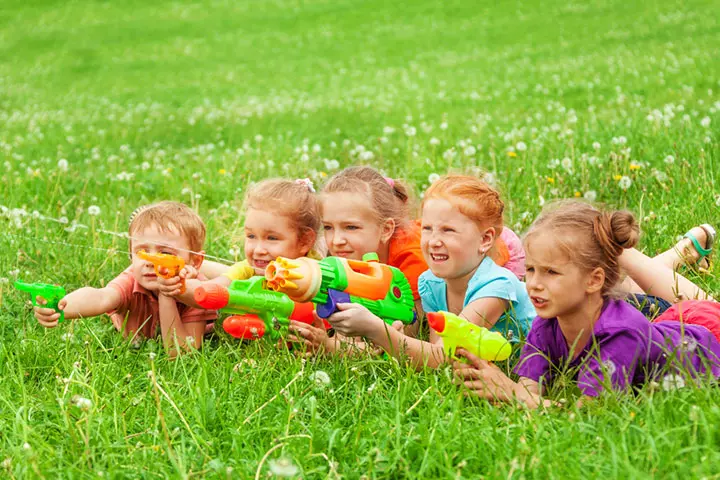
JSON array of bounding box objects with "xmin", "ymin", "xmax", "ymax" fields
[
  {"xmin": 421, "ymin": 198, "xmax": 492, "ymax": 281},
  {"xmin": 524, "ymin": 234, "xmax": 590, "ymax": 319},
  {"xmin": 130, "ymin": 224, "xmax": 200, "ymax": 293},
  {"xmin": 244, "ymin": 207, "xmax": 312, "ymax": 275},
  {"xmin": 322, "ymin": 192, "xmax": 392, "ymax": 261}
]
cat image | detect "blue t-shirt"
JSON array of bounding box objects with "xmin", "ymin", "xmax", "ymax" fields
[{"xmin": 418, "ymin": 257, "xmax": 535, "ymax": 341}]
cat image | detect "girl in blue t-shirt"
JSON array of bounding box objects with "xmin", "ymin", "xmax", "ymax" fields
[{"xmin": 325, "ymin": 174, "xmax": 536, "ymax": 368}]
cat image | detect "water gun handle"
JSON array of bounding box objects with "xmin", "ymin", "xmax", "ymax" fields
[
  {"xmin": 138, "ymin": 250, "xmax": 186, "ymax": 294},
  {"xmin": 14, "ymin": 281, "xmax": 66, "ymax": 322}
]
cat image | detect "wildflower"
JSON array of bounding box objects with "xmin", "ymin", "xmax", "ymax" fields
[
  {"xmin": 701, "ymin": 117, "xmax": 711, "ymax": 128},
  {"xmin": 367, "ymin": 382, "xmax": 376, "ymax": 393},
  {"xmin": 404, "ymin": 126, "xmax": 417, "ymax": 137},
  {"xmin": 87, "ymin": 205, "xmax": 101, "ymax": 216},
  {"xmin": 9, "ymin": 269, "xmax": 19, "ymax": 277},
  {"xmin": 148, "ymin": 352, "xmax": 156, "ymax": 361},
  {"xmin": 442, "ymin": 149, "xmax": 456, "ymax": 161},
  {"xmin": 268, "ymin": 457, "xmax": 299, "ymax": 477},
  {"xmin": 584, "ymin": 190, "xmax": 597, "ymax": 202},
  {"xmin": 383, "ymin": 126, "xmax": 395, "ymax": 135},
  {"xmin": 574, "ymin": 191, "xmax": 581, "ymax": 197},
  {"xmin": 664, "ymin": 155, "xmax": 675, "ymax": 165},
  {"xmin": 323, "ymin": 159, "xmax": 339, "ymax": 170},
  {"xmin": 561, "ymin": 157, "xmax": 573, "ymax": 170},
  {"xmin": 23, "ymin": 443, "xmax": 31, "ymax": 451},
  {"xmin": 516, "ymin": 141, "xmax": 527, "ymax": 152},
  {"xmin": 312, "ymin": 144, "xmax": 321, "ymax": 153},
  {"xmin": 507, "ymin": 151, "xmax": 517, "ymax": 158},
  {"xmin": 359, "ymin": 151, "xmax": 375, "ymax": 161},
  {"xmin": 592, "ymin": 142, "xmax": 601, "ymax": 150},
  {"xmin": 218, "ymin": 168, "xmax": 226, "ymax": 175},
  {"xmin": 428, "ymin": 173, "xmax": 441, "ymax": 184},
  {"xmin": 715, "ymin": 194, "xmax": 720, "ymax": 207},
  {"xmin": 429, "ymin": 137, "xmax": 440, "ymax": 146},
  {"xmin": 662, "ymin": 373, "xmax": 686, "ymax": 391},
  {"xmin": 57, "ymin": 159, "xmax": 69, "ymax": 171},
  {"xmin": 309, "ymin": 370, "xmax": 331, "ymax": 388},
  {"xmin": 254, "ymin": 134, "xmax": 263, "ymax": 142},
  {"xmin": 689, "ymin": 405, "xmax": 700, "ymax": 422},
  {"xmin": 463, "ymin": 146, "xmax": 476, "ymax": 156},
  {"xmin": 440, "ymin": 122, "xmax": 448, "ymax": 130},
  {"xmin": 546, "ymin": 177, "xmax": 555, "ymax": 184},
  {"xmin": 71, "ymin": 395, "xmax": 93, "ymax": 410},
  {"xmin": 629, "ymin": 163, "xmax": 642, "ymax": 171},
  {"xmin": 618, "ymin": 176, "xmax": 632, "ymax": 191}
]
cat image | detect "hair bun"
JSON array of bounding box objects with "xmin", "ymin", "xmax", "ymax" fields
[{"xmin": 609, "ymin": 210, "xmax": 639, "ymax": 250}]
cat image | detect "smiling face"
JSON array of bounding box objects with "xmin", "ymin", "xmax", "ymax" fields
[
  {"xmin": 130, "ymin": 223, "xmax": 200, "ymax": 292},
  {"xmin": 322, "ymin": 192, "xmax": 394, "ymax": 261},
  {"xmin": 244, "ymin": 207, "xmax": 314, "ymax": 275},
  {"xmin": 524, "ymin": 232, "xmax": 596, "ymax": 319},
  {"xmin": 420, "ymin": 198, "xmax": 495, "ymax": 280}
]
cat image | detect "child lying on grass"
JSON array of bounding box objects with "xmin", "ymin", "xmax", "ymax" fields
[{"xmin": 33, "ymin": 201, "xmax": 216, "ymax": 357}]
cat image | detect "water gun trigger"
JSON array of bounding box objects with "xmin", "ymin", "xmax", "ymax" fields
[{"xmin": 316, "ymin": 289, "xmax": 351, "ymax": 319}]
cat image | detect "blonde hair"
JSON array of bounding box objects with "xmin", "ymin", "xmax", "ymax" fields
[
  {"xmin": 129, "ymin": 201, "xmax": 206, "ymax": 253},
  {"xmin": 524, "ymin": 201, "xmax": 640, "ymax": 295},
  {"xmin": 245, "ymin": 178, "xmax": 321, "ymax": 240},
  {"xmin": 322, "ymin": 166, "xmax": 412, "ymax": 231}
]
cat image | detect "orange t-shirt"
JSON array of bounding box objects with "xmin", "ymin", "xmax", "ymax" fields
[
  {"xmin": 388, "ymin": 221, "xmax": 514, "ymax": 301},
  {"xmin": 107, "ymin": 268, "xmax": 217, "ymax": 338},
  {"xmin": 387, "ymin": 222, "xmax": 427, "ymax": 301}
]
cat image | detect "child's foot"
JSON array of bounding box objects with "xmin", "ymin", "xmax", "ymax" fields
[{"xmin": 676, "ymin": 224, "xmax": 715, "ymax": 270}]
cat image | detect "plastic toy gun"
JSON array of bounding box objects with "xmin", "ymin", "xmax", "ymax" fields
[
  {"xmin": 138, "ymin": 250, "xmax": 186, "ymax": 294},
  {"xmin": 264, "ymin": 252, "xmax": 416, "ymax": 325},
  {"xmin": 194, "ymin": 276, "xmax": 315, "ymax": 341},
  {"xmin": 14, "ymin": 281, "xmax": 66, "ymax": 322},
  {"xmin": 427, "ymin": 311, "xmax": 511, "ymax": 361}
]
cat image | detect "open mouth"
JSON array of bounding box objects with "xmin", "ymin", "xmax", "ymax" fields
[
  {"xmin": 253, "ymin": 259, "xmax": 271, "ymax": 269},
  {"xmin": 430, "ymin": 253, "xmax": 449, "ymax": 262},
  {"xmin": 531, "ymin": 296, "xmax": 548, "ymax": 308}
]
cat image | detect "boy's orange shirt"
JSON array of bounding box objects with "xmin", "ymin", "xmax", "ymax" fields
[
  {"xmin": 388, "ymin": 221, "xmax": 511, "ymax": 301},
  {"xmin": 108, "ymin": 268, "xmax": 217, "ymax": 338}
]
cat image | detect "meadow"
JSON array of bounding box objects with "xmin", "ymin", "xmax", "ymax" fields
[{"xmin": 1, "ymin": 0, "xmax": 719, "ymax": 477}]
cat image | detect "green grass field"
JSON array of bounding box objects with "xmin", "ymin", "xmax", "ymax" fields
[{"xmin": 1, "ymin": 0, "xmax": 719, "ymax": 477}]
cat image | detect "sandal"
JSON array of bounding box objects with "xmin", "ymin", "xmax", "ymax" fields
[{"xmin": 683, "ymin": 224, "xmax": 715, "ymax": 270}]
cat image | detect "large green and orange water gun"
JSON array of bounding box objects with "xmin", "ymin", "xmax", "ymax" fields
[
  {"xmin": 264, "ymin": 253, "xmax": 416, "ymax": 325},
  {"xmin": 193, "ymin": 276, "xmax": 315, "ymax": 341},
  {"xmin": 14, "ymin": 281, "xmax": 66, "ymax": 322},
  {"xmin": 427, "ymin": 311, "xmax": 511, "ymax": 361}
]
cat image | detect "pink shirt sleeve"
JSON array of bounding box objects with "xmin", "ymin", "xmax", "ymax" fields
[
  {"xmin": 106, "ymin": 268, "xmax": 134, "ymax": 313},
  {"xmin": 499, "ymin": 228, "xmax": 526, "ymax": 279}
]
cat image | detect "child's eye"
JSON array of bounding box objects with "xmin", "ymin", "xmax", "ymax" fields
[
  {"xmin": 246, "ymin": 233, "xmax": 256, "ymax": 239},
  {"xmin": 548, "ymin": 269, "xmax": 559, "ymax": 275},
  {"xmin": 421, "ymin": 225, "xmax": 431, "ymax": 232},
  {"xmin": 442, "ymin": 227, "xmax": 455, "ymax": 233},
  {"xmin": 323, "ymin": 225, "xmax": 333, "ymax": 231},
  {"xmin": 268, "ymin": 235, "xmax": 280, "ymax": 241},
  {"xmin": 526, "ymin": 267, "xmax": 535, "ymax": 273},
  {"xmin": 161, "ymin": 250, "xmax": 174, "ymax": 255},
  {"xmin": 346, "ymin": 225, "xmax": 360, "ymax": 231}
]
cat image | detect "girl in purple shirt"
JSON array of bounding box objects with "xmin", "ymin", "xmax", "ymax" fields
[{"xmin": 452, "ymin": 201, "xmax": 720, "ymax": 407}]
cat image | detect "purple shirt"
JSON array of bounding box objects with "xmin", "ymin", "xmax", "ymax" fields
[{"xmin": 514, "ymin": 299, "xmax": 720, "ymax": 396}]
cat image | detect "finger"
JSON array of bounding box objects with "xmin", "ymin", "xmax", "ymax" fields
[
  {"xmin": 335, "ymin": 302, "xmax": 366, "ymax": 312},
  {"xmin": 37, "ymin": 318, "xmax": 59, "ymax": 328},
  {"xmin": 311, "ymin": 313, "xmax": 326, "ymax": 329},
  {"xmin": 453, "ymin": 368, "xmax": 484, "ymax": 381},
  {"xmin": 34, "ymin": 307, "xmax": 57, "ymax": 316},
  {"xmin": 35, "ymin": 296, "xmax": 48, "ymax": 306},
  {"xmin": 58, "ymin": 299, "xmax": 67, "ymax": 311},
  {"xmin": 455, "ymin": 348, "xmax": 487, "ymax": 369}
]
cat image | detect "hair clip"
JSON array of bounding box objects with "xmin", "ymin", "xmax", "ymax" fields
[
  {"xmin": 128, "ymin": 204, "xmax": 150, "ymax": 226},
  {"xmin": 295, "ymin": 178, "xmax": 316, "ymax": 193},
  {"xmin": 384, "ymin": 177, "xmax": 395, "ymax": 188}
]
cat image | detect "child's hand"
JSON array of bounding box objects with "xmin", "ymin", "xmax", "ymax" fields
[
  {"xmin": 287, "ymin": 313, "xmax": 334, "ymax": 356},
  {"xmin": 33, "ymin": 296, "xmax": 67, "ymax": 328},
  {"xmin": 327, "ymin": 303, "xmax": 384, "ymax": 338},
  {"xmin": 452, "ymin": 348, "xmax": 515, "ymax": 403},
  {"xmin": 156, "ymin": 266, "xmax": 196, "ymax": 297}
]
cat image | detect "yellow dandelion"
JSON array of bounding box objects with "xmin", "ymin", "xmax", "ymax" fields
[
  {"xmin": 508, "ymin": 151, "xmax": 517, "ymax": 158},
  {"xmin": 574, "ymin": 191, "xmax": 581, "ymax": 197},
  {"xmin": 320, "ymin": 171, "xmax": 327, "ymax": 178},
  {"xmin": 613, "ymin": 175, "xmax": 623, "ymax": 181},
  {"xmin": 219, "ymin": 168, "xmax": 227, "ymax": 175},
  {"xmin": 546, "ymin": 177, "xmax": 555, "ymax": 184},
  {"xmin": 629, "ymin": 164, "xmax": 642, "ymax": 171}
]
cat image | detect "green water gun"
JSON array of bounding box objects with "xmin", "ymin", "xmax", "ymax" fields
[
  {"xmin": 427, "ymin": 311, "xmax": 511, "ymax": 361},
  {"xmin": 14, "ymin": 280, "xmax": 66, "ymax": 322},
  {"xmin": 264, "ymin": 253, "xmax": 416, "ymax": 325}
]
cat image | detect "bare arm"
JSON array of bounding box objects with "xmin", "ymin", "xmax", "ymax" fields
[
  {"xmin": 158, "ymin": 294, "xmax": 205, "ymax": 358},
  {"xmin": 34, "ymin": 286, "xmax": 123, "ymax": 327},
  {"xmin": 199, "ymin": 260, "xmax": 231, "ymax": 280}
]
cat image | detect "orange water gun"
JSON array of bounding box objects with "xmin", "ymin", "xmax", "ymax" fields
[{"xmin": 137, "ymin": 250, "xmax": 186, "ymax": 293}]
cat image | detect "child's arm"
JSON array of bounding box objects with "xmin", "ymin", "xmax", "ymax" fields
[
  {"xmin": 199, "ymin": 260, "xmax": 231, "ymax": 280},
  {"xmin": 34, "ymin": 287, "xmax": 123, "ymax": 328},
  {"xmin": 453, "ymin": 349, "xmax": 550, "ymax": 408},
  {"xmin": 328, "ymin": 303, "xmax": 447, "ymax": 369},
  {"xmin": 157, "ymin": 294, "xmax": 206, "ymax": 358}
]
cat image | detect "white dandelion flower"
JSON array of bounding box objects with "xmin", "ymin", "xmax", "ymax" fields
[
  {"xmin": 516, "ymin": 141, "xmax": 527, "ymax": 152},
  {"xmin": 429, "ymin": 137, "xmax": 440, "ymax": 146},
  {"xmin": 309, "ymin": 370, "xmax": 331, "ymax": 388},
  {"xmin": 662, "ymin": 373, "xmax": 686, "ymax": 391},
  {"xmin": 618, "ymin": 176, "xmax": 632, "ymax": 191},
  {"xmin": 584, "ymin": 190, "xmax": 597, "ymax": 202},
  {"xmin": 428, "ymin": 173, "xmax": 441, "ymax": 184},
  {"xmin": 87, "ymin": 205, "xmax": 101, "ymax": 216},
  {"xmin": 57, "ymin": 159, "xmax": 69, "ymax": 171},
  {"xmin": 592, "ymin": 142, "xmax": 601, "ymax": 150},
  {"xmin": 268, "ymin": 457, "xmax": 299, "ymax": 478},
  {"xmin": 664, "ymin": 155, "xmax": 675, "ymax": 165},
  {"xmin": 701, "ymin": 117, "xmax": 711, "ymax": 128}
]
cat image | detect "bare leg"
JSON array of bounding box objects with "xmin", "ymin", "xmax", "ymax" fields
[
  {"xmin": 619, "ymin": 248, "xmax": 714, "ymax": 303},
  {"xmin": 653, "ymin": 226, "xmax": 713, "ymax": 271}
]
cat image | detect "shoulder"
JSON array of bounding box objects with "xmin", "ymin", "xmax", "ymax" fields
[
  {"xmin": 466, "ymin": 258, "xmax": 519, "ymax": 300},
  {"xmin": 107, "ymin": 267, "xmax": 135, "ymax": 293},
  {"xmin": 593, "ymin": 299, "xmax": 650, "ymax": 338}
]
